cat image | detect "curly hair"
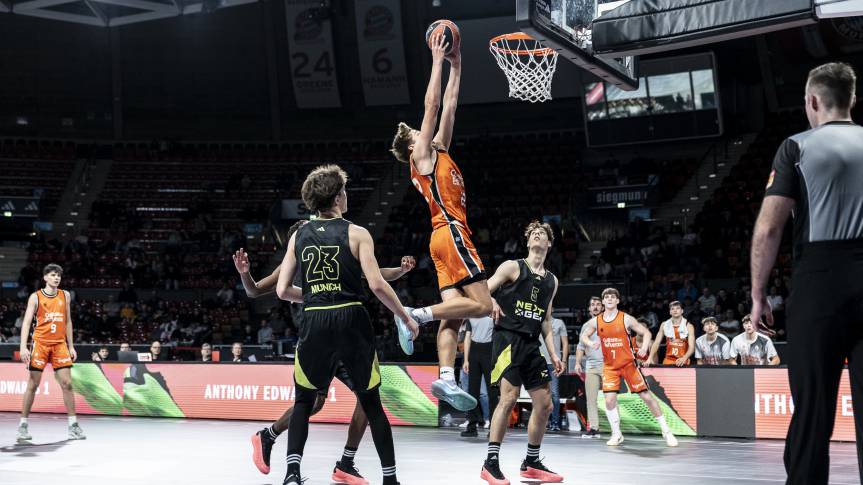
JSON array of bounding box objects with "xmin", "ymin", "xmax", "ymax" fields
[{"xmin": 523, "ymin": 220, "xmax": 554, "ymax": 245}]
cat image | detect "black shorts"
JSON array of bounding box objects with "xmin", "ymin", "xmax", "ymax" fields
[
  {"xmin": 490, "ymin": 328, "xmax": 550, "ymax": 391},
  {"xmin": 315, "ymin": 363, "xmax": 355, "ymax": 397},
  {"xmin": 294, "ymin": 303, "xmax": 380, "ymax": 393}
]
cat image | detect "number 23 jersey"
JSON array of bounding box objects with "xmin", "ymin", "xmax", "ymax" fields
[{"xmin": 294, "ymin": 218, "xmax": 365, "ymax": 308}]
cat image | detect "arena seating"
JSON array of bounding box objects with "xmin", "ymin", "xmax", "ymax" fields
[{"xmin": 1, "ymin": 139, "xmax": 77, "ymax": 218}]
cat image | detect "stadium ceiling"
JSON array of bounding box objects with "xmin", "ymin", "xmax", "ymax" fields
[{"xmin": 0, "ymin": 0, "xmax": 258, "ymax": 26}]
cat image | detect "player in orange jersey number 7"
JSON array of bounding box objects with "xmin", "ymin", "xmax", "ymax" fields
[
  {"xmin": 389, "ymin": 31, "xmax": 492, "ymax": 411},
  {"xmin": 580, "ymin": 288, "xmax": 678, "ymax": 447}
]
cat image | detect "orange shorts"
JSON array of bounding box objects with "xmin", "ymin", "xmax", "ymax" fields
[
  {"xmin": 29, "ymin": 340, "xmax": 73, "ymax": 372},
  {"xmin": 602, "ymin": 361, "xmax": 648, "ymax": 393},
  {"xmin": 430, "ymin": 224, "xmax": 486, "ymax": 291}
]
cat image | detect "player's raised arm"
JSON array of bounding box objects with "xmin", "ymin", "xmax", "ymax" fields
[
  {"xmin": 412, "ymin": 32, "xmax": 448, "ymax": 172},
  {"xmin": 234, "ymin": 248, "xmax": 280, "ymax": 298},
  {"xmin": 379, "ymin": 256, "xmax": 416, "ymax": 282},
  {"xmin": 275, "ymin": 234, "xmax": 303, "ymax": 303},
  {"xmin": 18, "ymin": 293, "xmax": 37, "ymax": 365},
  {"xmin": 433, "ymin": 49, "xmax": 461, "ymax": 150}
]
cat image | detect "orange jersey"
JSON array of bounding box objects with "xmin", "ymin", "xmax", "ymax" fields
[
  {"xmin": 597, "ymin": 311, "xmax": 635, "ymax": 369},
  {"xmin": 410, "ymin": 149, "xmax": 470, "ymax": 232},
  {"xmin": 33, "ymin": 289, "xmax": 67, "ymax": 344},
  {"xmin": 663, "ymin": 325, "xmax": 690, "ymax": 364}
]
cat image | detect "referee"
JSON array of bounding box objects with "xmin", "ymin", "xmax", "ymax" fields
[{"xmin": 750, "ymin": 62, "xmax": 861, "ymax": 485}]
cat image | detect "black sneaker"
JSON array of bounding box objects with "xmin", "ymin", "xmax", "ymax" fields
[
  {"xmin": 252, "ymin": 429, "xmax": 276, "ymax": 474},
  {"xmin": 582, "ymin": 428, "xmax": 602, "ymax": 439},
  {"xmin": 480, "ymin": 458, "xmax": 508, "ymax": 484},
  {"xmin": 331, "ymin": 460, "xmax": 369, "ymax": 485},
  {"xmin": 461, "ymin": 425, "xmax": 478, "ymax": 437},
  {"xmin": 283, "ymin": 471, "xmax": 304, "ymax": 485}
]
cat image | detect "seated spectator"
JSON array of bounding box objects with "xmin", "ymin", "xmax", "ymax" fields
[
  {"xmin": 695, "ymin": 317, "xmax": 733, "ymax": 365},
  {"xmin": 697, "ymin": 288, "xmax": 717, "ymax": 316},
  {"xmin": 92, "ymin": 346, "xmax": 110, "ymax": 362},
  {"xmin": 718, "ymin": 309, "xmax": 741, "ymax": 337},
  {"xmin": 230, "ymin": 342, "xmax": 244, "ymax": 362},
  {"xmin": 241, "ymin": 324, "xmax": 255, "ymax": 345},
  {"xmin": 257, "ymin": 319, "xmax": 273, "ymax": 345},
  {"xmin": 283, "ymin": 327, "xmax": 298, "ymax": 349},
  {"xmin": 150, "ymin": 340, "xmax": 163, "ymax": 361},
  {"xmin": 731, "ymin": 315, "xmax": 780, "ymax": 366},
  {"xmin": 201, "ymin": 343, "xmax": 212, "ymax": 362},
  {"xmin": 105, "ymin": 295, "xmax": 121, "ymax": 320},
  {"xmin": 119, "ymin": 342, "xmax": 131, "ymax": 352},
  {"xmin": 217, "ymin": 283, "xmax": 234, "ymax": 305},
  {"xmin": 676, "ymin": 280, "xmax": 698, "ymax": 303}
]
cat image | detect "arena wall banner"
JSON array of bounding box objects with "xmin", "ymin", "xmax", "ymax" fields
[
  {"xmin": 354, "ymin": 0, "xmax": 411, "ymax": 106},
  {"xmin": 0, "ymin": 363, "xmax": 439, "ymax": 427},
  {"xmin": 754, "ymin": 368, "xmax": 855, "ymax": 441},
  {"xmin": 285, "ymin": 0, "xmax": 341, "ymax": 108}
]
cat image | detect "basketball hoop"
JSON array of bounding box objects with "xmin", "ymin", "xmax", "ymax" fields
[{"xmin": 489, "ymin": 32, "xmax": 559, "ymax": 103}]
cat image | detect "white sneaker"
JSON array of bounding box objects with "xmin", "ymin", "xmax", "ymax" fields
[
  {"xmin": 663, "ymin": 431, "xmax": 678, "ymax": 447},
  {"xmin": 68, "ymin": 423, "xmax": 86, "ymax": 440},
  {"xmin": 484, "ymin": 420, "xmax": 490, "ymax": 429},
  {"xmin": 16, "ymin": 424, "xmax": 32, "ymax": 443},
  {"xmin": 606, "ymin": 433, "xmax": 624, "ymax": 446},
  {"xmin": 458, "ymin": 420, "xmax": 469, "ymax": 429}
]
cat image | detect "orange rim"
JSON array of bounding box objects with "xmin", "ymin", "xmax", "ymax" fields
[{"xmin": 489, "ymin": 32, "xmax": 556, "ymax": 56}]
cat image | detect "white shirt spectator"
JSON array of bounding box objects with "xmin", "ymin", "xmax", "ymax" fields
[
  {"xmin": 698, "ymin": 293, "xmax": 717, "ymax": 314},
  {"xmin": 695, "ymin": 333, "xmax": 731, "ymax": 365},
  {"xmin": 731, "ymin": 333, "xmax": 778, "ymax": 365}
]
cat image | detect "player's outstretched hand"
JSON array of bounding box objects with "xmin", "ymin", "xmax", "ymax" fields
[
  {"xmin": 400, "ymin": 256, "xmax": 416, "ymax": 274},
  {"xmin": 490, "ymin": 298, "xmax": 503, "ymax": 323},
  {"xmin": 430, "ymin": 32, "xmax": 449, "ymax": 64},
  {"xmin": 19, "ymin": 347, "xmax": 30, "ymax": 366},
  {"xmin": 446, "ymin": 47, "xmax": 461, "ymax": 67},
  {"xmin": 406, "ymin": 317, "xmax": 419, "ymax": 340},
  {"xmin": 233, "ymin": 248, "xmax": 250, "ymax": 274}
]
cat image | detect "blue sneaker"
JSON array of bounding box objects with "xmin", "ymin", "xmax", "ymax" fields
[
  {"xmin": 394, "ymin": 307, "xmax": 415, "ymax": 355},
  {"xmin": 431, "ymin": 378, "xmax": 478, "ymax": 411}
]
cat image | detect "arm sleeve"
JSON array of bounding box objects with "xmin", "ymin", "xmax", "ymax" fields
[
  {"xmin": 558, "ymin": 320, "xmax": 568, "ymax": 338},
  {"xmin": 764, "ymin": 138, "xmax": 801, "ymax": 201},
  {"xmin": 465, "ymin": 320, "xmax": 473, "ymax": 333},
  {"xmin": 694, "ymin": 341, "xmax": 703, "ymax": 359}
]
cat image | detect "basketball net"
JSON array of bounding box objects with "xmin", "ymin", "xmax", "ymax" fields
[{"xmin": 489, "ymin": 33, "xmax": 559, "ymax": 103}]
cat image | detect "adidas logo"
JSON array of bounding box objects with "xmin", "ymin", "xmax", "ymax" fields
[
  {"xmin": 25, "ymin": 202, "xmax": 38, "ymax": 211},
  {"xmin": 317, "ymin": 227, "xmax": 325, "ymax": 232},
  {"xmin": 1, "ymin": 202, "xmax": 14, "ymax": 211}
]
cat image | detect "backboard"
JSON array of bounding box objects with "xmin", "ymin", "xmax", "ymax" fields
[{"xmin": 516, "ymin": 0, "xmax": 639, "ymax": 90}]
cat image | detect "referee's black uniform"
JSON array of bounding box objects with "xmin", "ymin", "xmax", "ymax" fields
[{"xmin": 766, "ymin": 120, "xmax": 863, "ymax": 484}]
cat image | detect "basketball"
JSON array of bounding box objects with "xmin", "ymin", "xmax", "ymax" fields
[{"xmin": 425, "ymin": 19, "xmax": 460, "ymax": 55}]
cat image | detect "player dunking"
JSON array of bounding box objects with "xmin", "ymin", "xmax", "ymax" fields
[
  {"xmin": 234, "ymin": 223, "xmax": 416, "ymax": 485},
  {"xmin": 580, "ymin": 288, "xmax": 678, "ymax": 447},
  {"xmin": 274, "ymin": 165, "xmax": 417, "ymax": 485},
  {"xmin": 390, "ymin": 30, "xmax": 492, "ymax": 411},
  {"xmin": 480, "ymin": 221, "xmax": 565, "ymax": 485},
  {"xmin": 16, "ymin": 264, "xmax": 86, "ymax": 443}
]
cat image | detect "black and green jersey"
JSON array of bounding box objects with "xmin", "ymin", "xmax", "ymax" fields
[
  {"xmin": 493, "ymin": 259, "xmax": 556, "ymax": 338},
  {"xmin": 294, "ymin": 217, "xmax": 364, "ymax": 309}
]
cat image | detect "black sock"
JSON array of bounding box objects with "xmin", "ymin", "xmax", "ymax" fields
[
  {"xmin": 487, "ymin": 442, "xmax": 501, "ymax": 462},
  {"xmin": 286, "ymin": 453, "xmax": 301, "ymax": 475},
  {"xmin": 341, "ymin": 446, "xmax": 358, "ymax": 466},
  {"xmin": 266, "ymin": 425, "xmax": 279, "ymax": 439},
  {"xmin": 526, "ymin": 443, "xmax": 540, "ymax": 463},
  {"xmin": 382, "ymin": 465, "xmax": 397, "ymax": 485}
]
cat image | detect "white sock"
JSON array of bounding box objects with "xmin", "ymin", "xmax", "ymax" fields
[
  {"xmin": 440, "ymin": 367, "xmax": 455, "ymax": 383},
  {"xmin": 656, "ymin": 414, "xmax": 670, "ymax": 434},
  {"xmin": 607, "ymin": 407, "xmax": 621, "ymax": 435},
  {"xmin": 68, "ymin": 416, "xmax": 77, "ymax": 426},
  {"xmin": 411, "ymin": 307, "xmax": 434, "ymax": 324},
  {"xmin": 20, "ymin": 417, "xmax": 28, "ymax": 426}
]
